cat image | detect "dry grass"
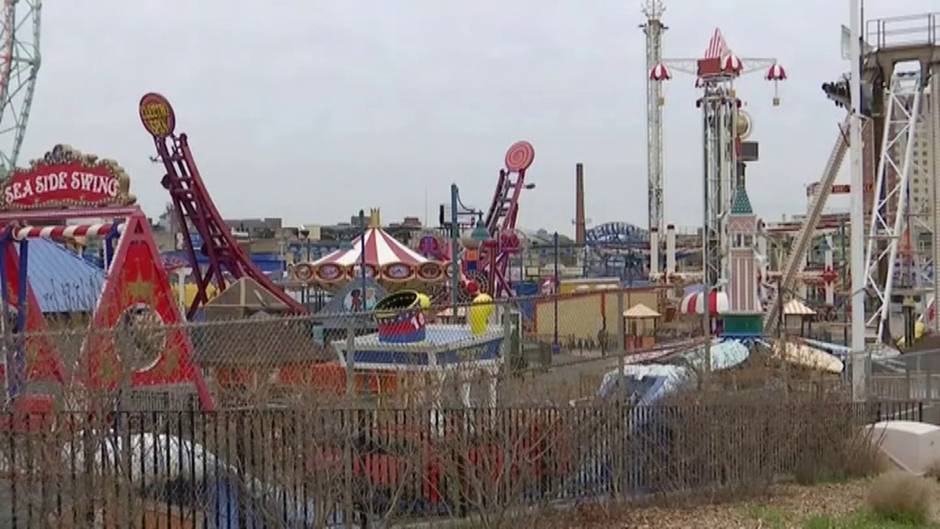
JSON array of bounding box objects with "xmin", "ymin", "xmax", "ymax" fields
[
  {"xmin": 866, "ymin": 472, "xmax": 936, "ymax": 525},
  {"xmin": 552, "ymin": 480, "xmax": 872, "ymax": 528},
  {"xmin": 924, "ymin": 459, "xmax": 940, "ymax": 483}
]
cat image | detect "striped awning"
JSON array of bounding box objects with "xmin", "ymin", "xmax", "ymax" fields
[
  {"xmin": 784, "ymin": 299, "xmax": 816, "ymax": 316},
  {"xmin": 680, "ymin": 290, "xmax": 729, "ymax": 316}
]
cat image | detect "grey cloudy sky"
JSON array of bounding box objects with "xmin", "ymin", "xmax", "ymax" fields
[{"xmin": 20, "ymin": 1, "xmax": 940, "ymax": 235}]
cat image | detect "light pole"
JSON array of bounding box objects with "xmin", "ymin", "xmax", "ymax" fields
[
  {"xmin": 450, "ymin": 184, "xmax": 460, "ymax": 315},
  {"xmin": 849, "ymin": 0, "xmax": 866, "ymax": 401},
  {"xmin": 299, "ymin": 226, "xmax": 310, "ymax": 306},
  {"xmin": 359, "ymin": 210, "xmax": 367, "ymax": 311},
  {"xmin": 449, "ymin": 184, "xmax": 488, "ymax": 314},
  {"xmin": 552, "ymin": 231, "xmax": 560, "ymax": 354}
]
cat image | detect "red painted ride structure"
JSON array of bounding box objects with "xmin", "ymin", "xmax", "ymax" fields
[
  {"xmin": 0, "ymin": 144, "xmax": 214, "ymax": 410},
  {"xmin": 480, "ymin": 141, "xmax": 534, "ymax": 297},
  {"xmin": 139, "ymin": 93, "xmax": 305, "ymax": 319}
]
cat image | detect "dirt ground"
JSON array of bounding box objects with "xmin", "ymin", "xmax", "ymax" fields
[{"xmin": 558, "ymin": 479, "xmax": 881, "ymax": 529}]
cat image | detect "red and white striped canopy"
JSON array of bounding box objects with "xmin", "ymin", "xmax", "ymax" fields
[
  {"xmin": 722, "ymin": 54, "xmax": 743, "ymax": 74},
  {"xmin": 12, "ymin": 223, "xmax": 118, "ymax": 241},
  {"xmin": 649, "ymin": 63, "xmax": 672, "ymax": 81},
  {"xmin": 704, "ymin": 28, "xmax": 729, "ymax": 60},
  {"xmin": 680, "ymin": 290, "xmax": 729, "ymax": 315},
  {"xmin": 765, "ymin": 63, "xmax": 787, "ymax": 81},
  {"xmin": 313, "ymin": 227, "xmax": 427, "ymax": 268}
]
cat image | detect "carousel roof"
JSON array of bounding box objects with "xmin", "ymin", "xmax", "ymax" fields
[{"xmin": 311, "ymin": 210, "xmax": 428, "ymax": 268}]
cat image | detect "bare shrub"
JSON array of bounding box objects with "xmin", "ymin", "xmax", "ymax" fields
[
  {"xmin": 791, "ymin": 406, "xmax": 885, "ymax": 485},
  {"xmin": 924, "ymin": 459, "xmax": 940, "ymax": 482},
  {"xmin": 866, "ymin": 471, "xmax": 935, "ymax": 524}
]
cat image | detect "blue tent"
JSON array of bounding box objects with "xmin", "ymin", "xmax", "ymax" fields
[{"xmin": 23, "ymin": 239, "xmax": 105, "ymax": 314}]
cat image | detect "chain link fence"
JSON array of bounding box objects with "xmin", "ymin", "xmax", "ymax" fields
[
  {"xmin": 0, "ymin": 291, "xmax": 911, "ymax": 527},
  {"xmin": 0, "ymin": 291, "xmax": 705, "ymax": 411},
  {"xmin": 0, "ymin": 400, "xmax": 918, "ymax": 528}
]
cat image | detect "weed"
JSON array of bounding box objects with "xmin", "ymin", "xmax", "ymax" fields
[
  {"xmin": 867, "ymin": 472, "xmax": 935, "ymax": 525},
  {"xmin": 804, "ymin": 510, "xmax": 939, "ymax": 528},
  {"xmin": 747, "ymin": 505, "xmax": 788, "ymax": 529}
]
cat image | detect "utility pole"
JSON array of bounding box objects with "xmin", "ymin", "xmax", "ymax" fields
[
  {"xmin": 450, "ymin": 184, "xmax": 460, "ymax": 316},
  {"xmin": 849, "ymin": 0, "xmax": 866, "ymax": 401},
  {"xmin": 552, "ymin": 231, "xmax": 560, "ymax": 354}
]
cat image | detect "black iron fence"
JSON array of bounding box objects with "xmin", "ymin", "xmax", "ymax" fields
[{"xmin": 0, "ymin": 401, "xmax": 919, "ymax": 528}]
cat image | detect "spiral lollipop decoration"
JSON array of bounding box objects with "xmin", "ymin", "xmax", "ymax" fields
[
  {"xmin": 460, "ymin": 270, "xmax": 490, "ymax": 302},
  {"xmin": 504, "ymin": 141, "xmax": 535, "ymax": 173}
]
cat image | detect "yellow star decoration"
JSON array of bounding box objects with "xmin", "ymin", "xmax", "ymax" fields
[{"xmin": 126, "ymin": 269, "xmax": 155, "ymax": 301}]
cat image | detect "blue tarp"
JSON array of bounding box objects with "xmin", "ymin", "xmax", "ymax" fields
[{"xmin": 24, "ymin": 239, "xmax": 105, "ymax": 313}]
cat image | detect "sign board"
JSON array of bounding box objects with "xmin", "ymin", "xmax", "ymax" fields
[
  {"xmin": 807, "ymin": 183, "xmax": 851, "ymax": 197},
  {"xmin": 697, "ymin": 57, "xmax": 722, "ymax": 77},
  {"xmin": 841, "ymin": 25, "xmax": 851, "ymax": 60},
  {"xmin": 1, "ymin": 145, "xmax": 135, "ymax": 210},
  {"xmin": 139, "ymin": 93, "xmax": 176, "ymax": 138}
]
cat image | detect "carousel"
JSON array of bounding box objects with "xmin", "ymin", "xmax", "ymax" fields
[{"xmin": 292, "ymin": 209, "xmax": 448, "ymax": 291}]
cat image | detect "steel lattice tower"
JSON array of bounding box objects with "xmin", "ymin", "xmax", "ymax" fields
[{"xmin": 642, "ymin": 0, "xmax": 666, "ymax": 269}]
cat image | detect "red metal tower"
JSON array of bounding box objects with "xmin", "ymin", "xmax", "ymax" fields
[
  {"xmin": 139, "ymin": 93, "xmax": 305, "ymax": 318},
  {"xmin": 482, "ymin": 141, "xmax": 534, "ymax": 297}
]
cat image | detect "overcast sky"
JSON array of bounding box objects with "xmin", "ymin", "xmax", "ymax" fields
[{"xmin": 21, "ymin": 0, "xmax": 940, "ymax": 236}]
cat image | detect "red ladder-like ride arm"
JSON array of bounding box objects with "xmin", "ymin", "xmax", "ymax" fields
[{"xmin": 141, "ymin": 93, "xmax": 305, "ymax": 318}]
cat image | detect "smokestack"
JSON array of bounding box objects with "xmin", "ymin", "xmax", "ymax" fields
[
  {"xmin": 575, "ymin": 163, "xmax": 586, "ymax": 246},
  {"xmin": 649, "ymin": 227, "xmax": 660, "ymax": 276},
  {"xmin": 666, "ymin": 224, "xmax": 676, "ymax": 277}
]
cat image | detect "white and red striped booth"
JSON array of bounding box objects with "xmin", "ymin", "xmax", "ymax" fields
[{"xmin": 680, "ymin": 290, "xmax": 729, "ymax": 316}]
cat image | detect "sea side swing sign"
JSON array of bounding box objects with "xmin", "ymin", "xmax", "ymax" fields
[{"xmin": 0, "ymin": 144, "xmax": 135, "ymax": 209}]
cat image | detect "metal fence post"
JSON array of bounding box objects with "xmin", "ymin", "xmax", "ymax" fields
[
  {"xmin": 906, "ymin": 364, "xmax": 912, "ymax": 401},
  {"xmin": 927, "ymin": 361, "xmax": 933, "ymax": 401},
  {"xmin": 502, "ymin": 301, "xmax": 512, "ymax": 396},
  {"xmin": 343, "ymin": 408, "xmax": 355, "ymax": 527},
  {"xmin": 617, "ymin": 289, "xmax": 625, "ymax": 378},
  {"xmin": 346, "ymin": 318, "xmax": 356, "ymax": 398}
]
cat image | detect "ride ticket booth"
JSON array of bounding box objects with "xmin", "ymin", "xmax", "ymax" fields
[{"xmin": 623, "ymin": 303, "xmax": 660, "ymax": 351}]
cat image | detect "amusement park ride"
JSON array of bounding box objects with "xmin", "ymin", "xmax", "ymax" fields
[
  {"xmin": 644, "ymin": 0, "xmax": 785, "ymax": 310},
  {"xmin": 644, "ymin": 1, "xmax": 940, "ymax": 348},
  {"xmin": 0, "ymin": 2, "xmax": 936, "ymax": 418},
  {"xmin": 480, "ymin": 141, "xmax": 533, "ymax": 297},
  {"xmin": 140, "ymin": 93, "xmax": 305, "ymax": 319},
  {"xmin": 0, "ymin": 142, "xmax": 214, "ymax": 410},
  {"xmin": 0, "ymin": 1, "xmax": 40, "ymax": 177}
]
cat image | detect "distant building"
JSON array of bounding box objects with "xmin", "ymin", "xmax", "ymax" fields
[{"xmin": 224, "ymin": 218, "xmax": 283, "ymax": 240}]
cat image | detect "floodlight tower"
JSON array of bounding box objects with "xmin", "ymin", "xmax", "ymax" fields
[{"xmin": 641, "ymin": 0, "xmax": 666, "ymax": 272}]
